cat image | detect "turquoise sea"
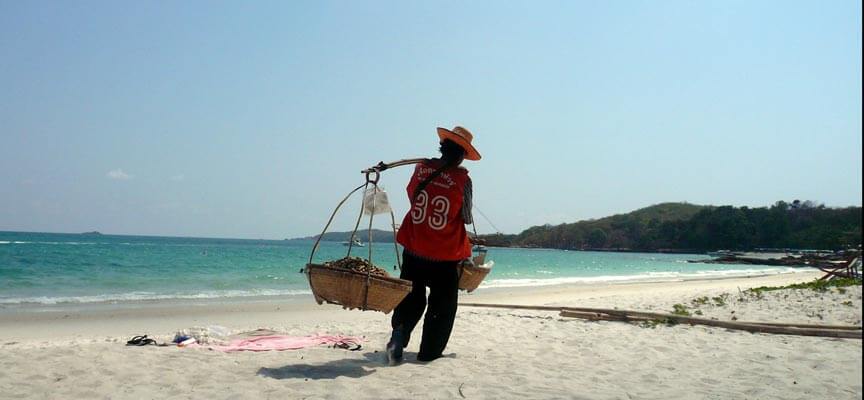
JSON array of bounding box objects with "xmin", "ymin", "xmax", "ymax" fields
[{"xmin": 0, "ymin": 231, "xmax": 801, "ymax": 305}]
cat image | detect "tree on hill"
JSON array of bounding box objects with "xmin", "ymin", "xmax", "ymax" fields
[{"xmin": 505, "ymin": 201, "xmax": 860, "ymax": 252}]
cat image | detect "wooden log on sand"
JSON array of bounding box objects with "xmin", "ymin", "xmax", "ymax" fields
[
  {"xmin": 457, "ymin": 302, "xmax": 862, "ymax": 339},
  {"xmin": 561, "ymin": 306, "xmax": 863, "ymax": 331},
  {"xmin": 560, "ymin": 308, "xmax": 862, "ymax": 340},
  {"xmin": 459, "ymin": 302, "xmax": 562, "ymax": 312},
  {"xmin": 722, "ymin": 320, "xmax": 862, "ymax": 331}
]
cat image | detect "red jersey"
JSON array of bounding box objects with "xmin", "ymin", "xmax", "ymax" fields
[{"xmin": 396, "ymin": 160, "xmax": 472, "ymax": 261}]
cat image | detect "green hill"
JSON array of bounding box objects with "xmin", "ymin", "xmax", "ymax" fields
[
  {"xmin": 617, "ymin": 202, "xmax": 707, "ymax": 224},
  {"xmin": 515, "ymin": 202, "xmax": 708, "ymax": 250},
  {"xmin": 290, "ymin": 229, "xmax": 396, "ymax": 243},
  {"xmin": 510, "ymin": 201, "xmax": 860, "ymax": 252}
]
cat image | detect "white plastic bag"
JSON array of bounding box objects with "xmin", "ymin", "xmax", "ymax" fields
[
  {"xmin": 362, "ymin": 186, "xmax": 391, "ymax": 215},
  {"xmin": 174, "ymin": 325, "xmax": 231, "ymax": 345}
]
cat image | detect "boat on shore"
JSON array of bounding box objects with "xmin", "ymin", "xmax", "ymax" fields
[
  {"xmin": 707, "ymin": 250, "xmax": 741, "ymax": 258},
  {"xmin": 342, "ymin": 238, "xmax": 364, "ymax": 247}
]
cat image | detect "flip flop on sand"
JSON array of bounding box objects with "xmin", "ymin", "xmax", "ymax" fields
[
  {"xmin": 126, "ymin": 335, "xmax": 157, "ymax": 346},
  {"xmin": 332, "ymin": 342, "xmax": 362, "ymax": 351}
]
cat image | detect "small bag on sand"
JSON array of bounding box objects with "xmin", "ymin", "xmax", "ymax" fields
[{"xmin": 174, "ymin": 325, "xmax": 231, "ymax": 345}]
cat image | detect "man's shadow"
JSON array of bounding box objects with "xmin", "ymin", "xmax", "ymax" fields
[
  {"xmin": 257, "ymin": 351, "xmax": 454, "ymax": 380},
  {"xmin": 257, "ymin": 352, "xmax": 384, "ymax": 380}
]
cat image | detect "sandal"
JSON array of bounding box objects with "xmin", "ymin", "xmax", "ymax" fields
[
  {"xmin": 126, "ymin": 335, "xmax": 146, "ymax": 345},
  {"xmin": 126, "ymin": 335, "xmax": 157, "ymax": 346},
  {"xmin": 333, "ymin": 342, "xmax": 362, "ymax": 351}
]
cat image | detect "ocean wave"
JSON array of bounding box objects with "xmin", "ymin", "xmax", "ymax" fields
[
  {"xmin": 0, "ymin": 240, "xmax": 212, "ymax": 246},
  {"xmin": 0, "ymin": 289, "xmax": 313, "ymax": 305},
  {"xmin": 481, "ymin": 267, "xmax": 806, "ymax": 289},
  {"xmin": 0, "ymin": 241, "xmax": 99, "ymax": 245}
]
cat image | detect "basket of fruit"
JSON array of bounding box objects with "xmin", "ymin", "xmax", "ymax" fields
[{"xmin": 306, "ymin": 257, "xmax": 411, "ymax": 313}]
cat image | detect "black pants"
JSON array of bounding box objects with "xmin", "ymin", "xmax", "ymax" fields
[{"xmin": 390, "ymin": 250, "xmax": 459, "ymax": 359}]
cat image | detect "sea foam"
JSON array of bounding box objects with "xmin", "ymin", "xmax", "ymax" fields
[
  {"xmin": 481, "ymin": 267, "xmax": 805, "ymax": 289},
  {"xmin": 0, "ymin": 289, "xmax": 313, "ymax": 305}
]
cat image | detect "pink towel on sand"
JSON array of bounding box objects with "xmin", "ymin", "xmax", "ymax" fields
[{"xmin": 201, "ymin": 335, "xmax": 363, "ymax": 352}]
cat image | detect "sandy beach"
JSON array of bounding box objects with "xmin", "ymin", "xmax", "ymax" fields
[{"xmin": 1, "ymin": 271, "xmax": 861, "ymax": 400}]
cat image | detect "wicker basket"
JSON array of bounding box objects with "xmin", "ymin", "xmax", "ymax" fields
[
  {"xmin": 306, "ymin": 263, "xmax": 412, "ymax": 314},
  {"xmin": 458, "ymin": 263, "xmax": 491, "ymax": 293}
]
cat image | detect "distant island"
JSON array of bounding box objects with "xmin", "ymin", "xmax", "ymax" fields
[
  {"xmin": 289, "ymin": 229, "xmax": 396, "ymax": 243},
  {"xmin": 80, "ymin": 231, "xmax": 103, "ymax": 235}
]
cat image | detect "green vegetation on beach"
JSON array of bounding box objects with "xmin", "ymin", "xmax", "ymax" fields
[{"xmin": 746, "ymin": 277, "xmax": 863, "ymax": 295}]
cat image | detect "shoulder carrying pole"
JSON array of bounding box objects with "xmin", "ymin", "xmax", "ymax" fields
[{"xmin": 361, "ymin": 158, "xmax": 426, "ymax": 174}]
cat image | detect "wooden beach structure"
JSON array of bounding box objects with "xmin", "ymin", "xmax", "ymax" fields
[{"xmin": 816, "ymin": 256, "xmax": 861, "ymax": 281}]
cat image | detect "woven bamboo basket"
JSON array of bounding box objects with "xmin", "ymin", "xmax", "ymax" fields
[
  {"xmin": 306, "ymin": 263, "xmax": 412, "ymax": 313},
  {"xmin": 458, "ymin": 263, "xmax": 491, "ymax": 293},
  {"xmin": 457, "ymin": 250, "xmax": 491, "ymax": 292}
]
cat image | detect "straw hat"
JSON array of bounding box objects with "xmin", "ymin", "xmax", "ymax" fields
[{"xmin": 436, "ymin": 126, "xmax": 481, "ymax": 161}]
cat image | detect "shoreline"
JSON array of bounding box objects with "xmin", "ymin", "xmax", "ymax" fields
[
  {"xmin": 2, "ymin": 270, "xmax": 860, "ymax": 399},
  {"xmin": 0, "ymin": 271, "xmax": 833, "ymax": 341},
  {"xmin": 0, "ymin": 264, "xmax": 815, "ymax": 309}
]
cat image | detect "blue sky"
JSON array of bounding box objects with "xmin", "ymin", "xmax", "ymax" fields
[{"xmin": 1, "ymin": 0, "xmax": 861, "ymax": 239}]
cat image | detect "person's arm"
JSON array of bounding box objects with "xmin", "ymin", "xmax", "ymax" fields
[
  {"xmin": 463, "ymin": 178, "xmax": 487, "ymax": 246},
  {"xmin": 461, "ymin": 178, "xmax": 473, "ymax": 225}
]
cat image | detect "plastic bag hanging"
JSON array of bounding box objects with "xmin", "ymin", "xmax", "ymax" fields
[{"xmin": 362, "ymin": 186, "xmax": 391, "ymax": 215}]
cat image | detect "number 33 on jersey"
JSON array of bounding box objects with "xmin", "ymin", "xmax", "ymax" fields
[
  {"xmin": 410, "ymin": 191, "xmax": 450, "ymax": 230},
  {"xmin": 396, "ymin": 161, "xmax": 472, "ymax": 261}
]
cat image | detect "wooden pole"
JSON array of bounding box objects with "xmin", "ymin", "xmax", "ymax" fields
[
  {"xmin": 457, "ymin": 302, "xmax": 862, "ymax": 339},
  {"xmin": 561, "ymin": 306, "xmax": 863, "ymax": 331},
  {"xmin": 361, "ymin": 158, "xmax": 426, "ymax": 173},
  {"xmin": 459, "ymin": 302, "xmax": 562, "ymax": 312},
  {"xmin": 559, "ymin": 310, "xmax": 862, "ymax": 339}
]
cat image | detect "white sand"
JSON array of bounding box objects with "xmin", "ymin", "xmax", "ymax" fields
[{"xmin": 1, "ymin": 271, "xmax": 861, "ymax": 399}]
